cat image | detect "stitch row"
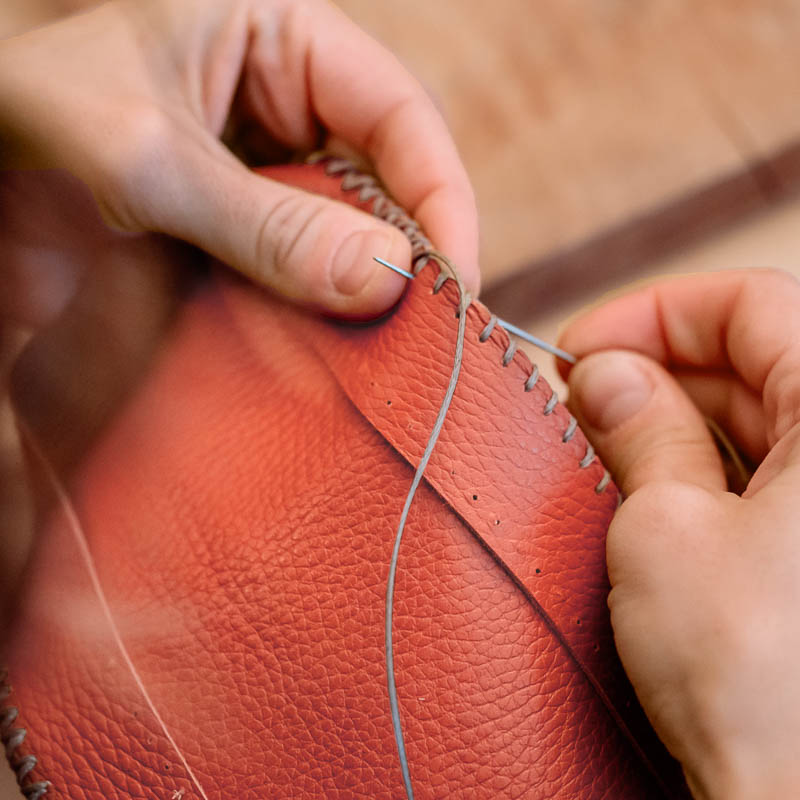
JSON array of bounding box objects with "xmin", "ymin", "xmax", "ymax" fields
[
  {"xmin": 315, "ymin": 155, "xmax": 610, "ymax": 495},
  {"xmin": 430, "ymin": 264, "xmax": 608, "ymax": 493},
  {"xmin": 309, "ymin": 154, "xmax": 433, "ymax": 261},
  {"xmin": 1, "ymin": 680, "xmax": 49, "ymax": 799}
]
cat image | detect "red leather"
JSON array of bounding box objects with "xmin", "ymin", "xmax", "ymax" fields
[{"xmin": 1, "ymin": 161, "xmax": 690, "ymax": 798}]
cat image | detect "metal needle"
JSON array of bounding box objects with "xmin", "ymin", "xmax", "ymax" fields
[{"xmin": 373, "ymin": 256, "xmax": 576, "ymax": 365}]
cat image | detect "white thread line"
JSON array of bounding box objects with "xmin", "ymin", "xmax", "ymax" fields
[
  {"xmin": 385, "ymin": 254, "xmax": 470, "ymax": 800},
  {"xmin": 21, "ymin": 424, "xmax": 210, "ymax": 800}
]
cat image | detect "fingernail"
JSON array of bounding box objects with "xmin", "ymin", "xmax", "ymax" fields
[
  {"xmin": 332, "ymin": 231, "xmax": 393, "ymax": 296},
  {"xmin": 574, "ymin": 352, "xmax": 654, "ymax": 432}
]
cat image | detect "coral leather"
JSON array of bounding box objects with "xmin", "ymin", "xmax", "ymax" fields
[{"xmin": 1, "ymin": 162, "xmax": 690, "ymax": 798}]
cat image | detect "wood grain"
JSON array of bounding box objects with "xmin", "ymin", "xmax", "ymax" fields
[
  {"xmin": 520, "ymin": 191, "xmax": 800, "ymax": 401},
  {"xmin": 334, "ymin": 0, "xmax": 800, "ymax": 313}
]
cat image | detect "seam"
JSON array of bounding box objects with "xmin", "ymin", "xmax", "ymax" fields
[
  {"xmin": 1, "ymin": 673, "xmax": 50, "ymax": 799},
  {"xmin": 452, "ymin": 517, "xmax": 675, "ymax": 800},
  {"xmin": 302, "ymin": 154, "xmax": 684, "ymax": 795},
  {"xmin": 311, "ymin": 153, "xmax": 611, "ymax": 495}
]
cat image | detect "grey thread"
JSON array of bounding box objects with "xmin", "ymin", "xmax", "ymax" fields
[
  {"xmin": 478, "ymin": 317, "xmax": 497, "ymax": 342},
  {"xmin": 412, "ymin": 255, "xmax": 429, "ymax": 275},
  {"xmin": 320, "ymin": 153, "xmax": 575, "ymax": 363},
  {"xmin": 316, "ymin": 154, "xmax": 615, "ymax": 796},
  {"xmin": 432, "ymin": 273, "xmax": 448, "ymax": 294},
  {"xmin": 371, "ymin": 247, "xmax": 604, "ymax": 482},
  {"xmin": 579, "ymin": 443, "xmax": 596, "ymax": 469},
  {"xmin": 4, "ymin": 727, "xmax": 24, "ymax": 755},
  {"xmin": 501, "ymin": 337, "xmax": 517, "ymax": 367},
  {"xmin": 543, "ymin": 391, "xmax": 559, "ymax": 416},
  {"xmin": 477, "ymin": 314, "xmax": 576, "ymax": 366},
  {"xmin": 370, "ymin": 247, "xmax": 607, "ymax": 485},
  {"xmin": 524, "ymin": 365, "xmax": 540, "ymax": 392},
  {"xmin": 16, "ymin": 756, "xmax": 37, "ymax": 783},
  {"xmin": 316, "ymin": 154, "xmax": 433, "ymax": 260},
  {"xmin": 328, "ymin": 147, "xmax": 606, "ymax": 487},
  {"xmin": 1, "ymin": 679, "xmax": 49, "ymax": 799},
  {"xmin": 0, "ymin": 154, "xmax": 614, "ymax": 800},
  {"xmin": 595, "ymin": 470, "xmax": 612, "ymax": 494},
  {"xmin": 384, "ymin": 251, "xmax": 470, "ymax": 800}
]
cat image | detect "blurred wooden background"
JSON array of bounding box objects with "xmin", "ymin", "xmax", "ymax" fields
[
  {"xmin": 335, "ymin": 0, "xmax": 800, "ymax": 320},
  {"xmin": 3, "ymin": 0, "xmax": 800, "ymax": 796}
]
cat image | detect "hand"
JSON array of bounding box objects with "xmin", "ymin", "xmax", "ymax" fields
[
  {"xmin": 558, "ymin": 269, "xmax": 800, "ymax": 800},
  {"xmin": 0, "ymin": 0, "xmax": 479, "ymax": 322}
]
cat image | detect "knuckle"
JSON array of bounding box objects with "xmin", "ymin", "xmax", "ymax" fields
[
  {"xmin": 93, "ymin": 106, "xmax": 175, "ymax": 230},
  {"xmin": 254, "ymin": 192, "xmax": 331, "ymax": 283}
]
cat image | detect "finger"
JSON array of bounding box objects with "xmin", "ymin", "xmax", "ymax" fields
[
  {"xmin": 240, "ymin": 0, "xmax": 480, "ymax": 294},
  {"xmin": 558, "ymin": 269, "xmax": 800, "ymax": 447},
  {"xmin": 744, "ymin": 423, "xmax": 800, "ymax": 498},
  {"xmin": 124, "ymin": 133, "xmax": 410, "ymax": 317},
  {"xmin": 674, "ymin": 371, "xmax": 768, "ymax": 463},
  {"xmin": 567, "ymin": 350, "xmax": 726, "ymax": 495}
]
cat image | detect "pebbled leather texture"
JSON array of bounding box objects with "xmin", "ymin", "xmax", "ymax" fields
[{"xmin": 2, "ymin": 161, "xmax": 690, "ymax": 798}]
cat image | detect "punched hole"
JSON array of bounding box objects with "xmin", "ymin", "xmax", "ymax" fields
[
  {"xmin": 386, "ymin": 400, "xmax": 392, "ymax": 406},
  {"xmin": 535, "ymin": 568, "xmax": 541, "ymax": 574},
  {"xmin": 472, "ymin": 494, "xmax": 478, "ymax": 501}
]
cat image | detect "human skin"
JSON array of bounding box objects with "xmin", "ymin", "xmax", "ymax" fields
[
  {"xmin": 559, "ymin": 269, "xmax": 800, "ymax": 800},
  {"xmin": 0, "ymin": 0, "xmax": 479, "ymax": 326}
]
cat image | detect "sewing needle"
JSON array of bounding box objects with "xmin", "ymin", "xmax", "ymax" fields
[{"xmin": 373, "ymin": 256, "xmax": 576, "ymax": 365}]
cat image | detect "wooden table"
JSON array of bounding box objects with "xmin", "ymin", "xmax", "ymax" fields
[{"xmin": 335, "ymin": 0, "xmax": 800, "ymax": 317}]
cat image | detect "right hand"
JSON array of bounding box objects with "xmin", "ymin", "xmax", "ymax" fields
[{"xmin": 559, "ymin": 269, "xmax": 800, "ymax": 800}]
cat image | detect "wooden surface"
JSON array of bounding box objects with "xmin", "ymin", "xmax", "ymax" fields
[
  {"xmin": 523, "ymin": 194, "xmax": 800, "ymax": 398},
  {"xmin": 335, "ymin": 0, "xmax": 800, "ymax": 316}
]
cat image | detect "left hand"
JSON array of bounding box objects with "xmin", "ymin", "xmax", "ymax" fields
[{"xmin": 0, "ymin": 0, "xmax": 479, "ymax": 322}]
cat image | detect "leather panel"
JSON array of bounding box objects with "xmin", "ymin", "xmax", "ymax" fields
[{"xmin": 0, "ymin": 162, "xmax": 690, "ymax": 799}]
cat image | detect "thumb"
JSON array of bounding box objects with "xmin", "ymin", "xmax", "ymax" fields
[
  {"xmin": 122, "ymin": 139, "xmax": 410, "ymax": 318},
  {"xmin": 568, "ymin": 350, "xmax": 726, "ymax": 495}
]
